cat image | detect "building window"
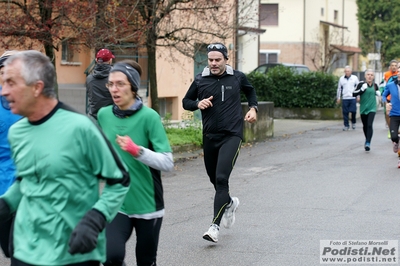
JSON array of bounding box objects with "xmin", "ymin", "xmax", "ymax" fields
[
  {"xmin": 111, "ymin": 44, "xmax": 148, "ymax": 91},
  {"xmin": 260, "ymin": 4, "xmax": 278, "ymax": 26},
  {"xmin": 259, "ymin": 51, "xmax": 279, "ymax": 65},
  {"xmin": 334, "ymin": 10, "xmax": 338, "ymax": 22},
  {"xmin": 321, "ymin": 8, "xmax": 324, "ymax": 16},
  {"xmin": 331, "ymin": 53, "xmax": 347, "ymax": 71},
  {"xmin": 61, "ymin": 39, "xmax": 80, "ymax": 63},
  {"xmin": 158, "ymin": 97, "xmax": 173, "ymax": 118}
]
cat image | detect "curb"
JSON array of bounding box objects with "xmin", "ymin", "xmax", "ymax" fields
[{"xmin": 173, "ymin": 149, "xmax": 203, "ymax": 163}]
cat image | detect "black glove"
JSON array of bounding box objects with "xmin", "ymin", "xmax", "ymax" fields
[
  {"xmin": 0, "ymin": 198, "xmax": 11, "ymax": 222},
  {"xmin": 68, "ymin": 209, "xmax": 106, "ymax": 255}
]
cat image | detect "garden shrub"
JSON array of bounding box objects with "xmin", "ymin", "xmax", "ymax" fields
[{"xmin": 244, "ymin": 66, "xmax": 339, "ymax": 108}]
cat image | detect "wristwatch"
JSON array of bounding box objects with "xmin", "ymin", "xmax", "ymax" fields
[
  {"xmin": 249, "ymin": 106, "xmax": 258, "ymax": 113},
  {"xmin": 138, "ymin": 147, "xmax": 144, "ymax": 156}
]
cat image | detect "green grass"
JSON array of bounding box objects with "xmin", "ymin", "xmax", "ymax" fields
[
  {"xmin": 163, "ymin": 112, "xmax": 203, "ymax": 147},
  {"xmin": 165, "ymin": 126, "xmax": 202, "ymax": 146}
]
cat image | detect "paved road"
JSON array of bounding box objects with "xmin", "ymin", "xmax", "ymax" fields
[
  {"xmin": 3, "ymin": 111, "xmax": 399, "ymax": 266},
  {"xmin": 156, "ymin": 111, "xmax": 400, "ymax": 266}
]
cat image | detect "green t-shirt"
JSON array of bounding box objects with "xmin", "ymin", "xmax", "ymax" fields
[
  {"xmin": 3, "ymin": 103, "xmax": 129, "ymax": 265},
  {"xmin": 98, "ymin": 105, "xmax": 171, "ymax": 215},
  {"xmin": 359, "ymin": 85, "xmax": 377, "ymax": 115}
]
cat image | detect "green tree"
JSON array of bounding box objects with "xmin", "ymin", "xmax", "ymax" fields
[
  {"xmin": 357, "ymin": 0, "xmax": 400, "ymax": 66},
  {"xmin": 0, "ymin": 0, "xmax": 103, "ymax": 96}
]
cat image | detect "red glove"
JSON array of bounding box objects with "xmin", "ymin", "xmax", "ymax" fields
[{"xmin": 116, "ymin": 135, "xmax": 141, "ymax": 157}]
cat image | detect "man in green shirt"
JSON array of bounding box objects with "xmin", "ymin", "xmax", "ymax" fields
[{"xmin": 0, "ymin": 50, "xmax": 130, "ymax": 266}]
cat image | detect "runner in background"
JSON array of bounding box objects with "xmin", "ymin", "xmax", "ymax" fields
[
  {"xmin": 382, "ymin": 66, "xmax": 400, "ymax": 167},
  {"xmin": 383, "ymin": 60, "xmax": 398, "ymax": 138}
]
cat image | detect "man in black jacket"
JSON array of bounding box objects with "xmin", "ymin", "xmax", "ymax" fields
[
  {"xmin": 86, "ymin": 48, "xmax": 115, "ymax": 120},
  {"xmin": 182, "ymin": 43, "xmax": 258, "ymax": 243}
]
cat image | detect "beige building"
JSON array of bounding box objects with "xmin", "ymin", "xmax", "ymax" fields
[
  {"xmin": 52, "ymin": 0, "xmax": 263, "ymax": 120},
  {"xmin": 153, "ymin": 0, "xmax": 263, "ymax": 120},
  {"xmin": 259, "ymin": 0, "xmax": 360, "ymax": 73},
  {"xmin": 56, "ymin": 0, "xmax": 265, "ymax": 120},
  {"xmin": 15, "ymin": 1, "xmax": 370, "ymax": 120}
]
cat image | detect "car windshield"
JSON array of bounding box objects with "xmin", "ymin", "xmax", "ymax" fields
[
  {"xmin": 291, "ymin": 67, "xmax": 309, "ymax": 74},
  {"xmin": 254, "ymin": 65, "xmax": 268, "ymax": 73},
  {"xmin": 254, "ymin": 64, "xmax": 310, "ymax": 75}
]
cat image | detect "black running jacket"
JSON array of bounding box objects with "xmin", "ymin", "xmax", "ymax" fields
[{"xmin": 182, "ymin": 65, "xmax": 258, "ymax": 139}]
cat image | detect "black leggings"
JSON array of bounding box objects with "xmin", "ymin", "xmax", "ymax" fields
[
  {"xmin": 103, "ymin": 213, "xmax": 162, "ymax": 266},
  {"xmin": 0, "ymin": 216, "xmax": 13, "ymax": 258},
  {"xmin": 360, "ymin": 112, "xmax": 375, "ymax": 143},
  {"xmin": 203, "ymin": 134, "xmax": 241, "ymax": 226},
  {"xmin": 11, "ymin": 259, "xmax": 100, "ymax": 266},
  {"xmin": 389, "ymin": 116, "xmax": 400, "ymax": 143}
]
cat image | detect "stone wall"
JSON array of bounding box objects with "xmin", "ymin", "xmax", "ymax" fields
[
  {"xmin": 274, "ymin": 104, "xmax": 361, "ymax": 120},
  {"xmin": 242, "ymin": 101, "xmax": 274, "ymax": 142},
  {"xmin": 274, "ymin": 107, "xmax": 342, "ymax": 120}
]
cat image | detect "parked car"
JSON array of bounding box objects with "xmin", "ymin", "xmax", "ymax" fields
[{"xmin": 253, "ymin": 63, "xmax": 310, "ymax": 75}]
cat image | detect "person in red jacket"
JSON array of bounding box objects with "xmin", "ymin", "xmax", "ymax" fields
[{"xmin": 86, "ymin": 48, "xmax": 115, "ymax": 121}]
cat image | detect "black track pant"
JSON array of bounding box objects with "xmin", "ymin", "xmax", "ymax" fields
[
  {"xmin": 103, "ymin": 213, "xmax": 162, "ymax": 266},
  {"xmin": 0, "ymin": 216, "xmax": 13, "ymax": 258},
  {"xmin": 389, "ymin": 116, "xmax": 400, "ymax": 144},
  {"xmin": 203, "ymin": 134, "xmax": 241, "ymax": 226},
  {"xmin": 360, "ymin": 112, "xmax": 375, "ymax": 143}
]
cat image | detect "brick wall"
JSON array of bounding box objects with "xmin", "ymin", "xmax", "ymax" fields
[{"xmin": 260, "ymin": 42, "xmax": 318, "ymax": 71}]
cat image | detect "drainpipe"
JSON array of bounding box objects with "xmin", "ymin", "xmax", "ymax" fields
[
  {"xmin": 342, "ymin": 0, "xmax": 344, "ymax": 45},
  {"xmin": 302, "ymin": 0, "xmax": 306, "ymax": 64},
  {"xmin": 258, "ymin": 0, "xmax": 261, "ymax": 66},
  {"xmin": 235, "ymin": 0, "xmax": 239, "ymax": 69}
]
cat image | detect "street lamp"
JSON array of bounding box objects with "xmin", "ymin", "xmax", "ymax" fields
[
  {"xmin": 375, "ymin": 40, "xmax": 382, "ymax": 52},
  {"xmin": 375, "ymin": 40, "xmax": 382, "ymax": 72}
]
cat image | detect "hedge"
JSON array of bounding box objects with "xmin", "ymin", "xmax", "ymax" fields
[{"xmin": 244, "ymin": 66, "xmax": 339, "ymax": 108}]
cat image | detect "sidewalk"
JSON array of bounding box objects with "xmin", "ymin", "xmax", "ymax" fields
[
  {"xmin": 173, "ymin": 118, "xmax": 342, "ymax": 162},
  {"xmin": 273, "ymin": 119, "xmax": 341, "ymax": 137}
]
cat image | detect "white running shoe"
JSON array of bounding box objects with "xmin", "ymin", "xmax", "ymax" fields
[
  {"xmin": 202, "ymin": 224, "xmax": 219, "ymax": 243},
  {"xmin": 221, "ymin": 197, "xmax": 240, "ymax": 229}
]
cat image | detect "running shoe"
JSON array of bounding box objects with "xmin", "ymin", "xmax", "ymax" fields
[
  {"xmin": 343, "ymin": 126, "xmax": 349, "ymax": 131},
  {"xmin": 393, "ymin": 142, "xmax": 399, "ymax": 153},
  {"xmin": 364, "ymin": 142, "xmax": 370, "ymax": 151},
  {"xmin": 352, "ymin": 124, "xmax": 356, "ymax": 130},
  {"xmin": 398, "ymin": 160, "xmax": 400, "ymax": 169},
  {"xmin": 203, "ymin": 224, "xmax": 219, "ymax": 243},
  {"xmin": 221, "ymin": 197, "xmax": 240, "ymax": 229}
]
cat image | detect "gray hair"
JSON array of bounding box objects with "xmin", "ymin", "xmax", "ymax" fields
[
  {"xmin": 4, "ymin": 50, "xmax": 56, "ymax": 98},
  {"xmin": 364, "ymin": 68, "xmax": 375, "ymax": 75},
  {"xmin": 344, "ymin": 65, "xmax": 352, "ymax": 70}
]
